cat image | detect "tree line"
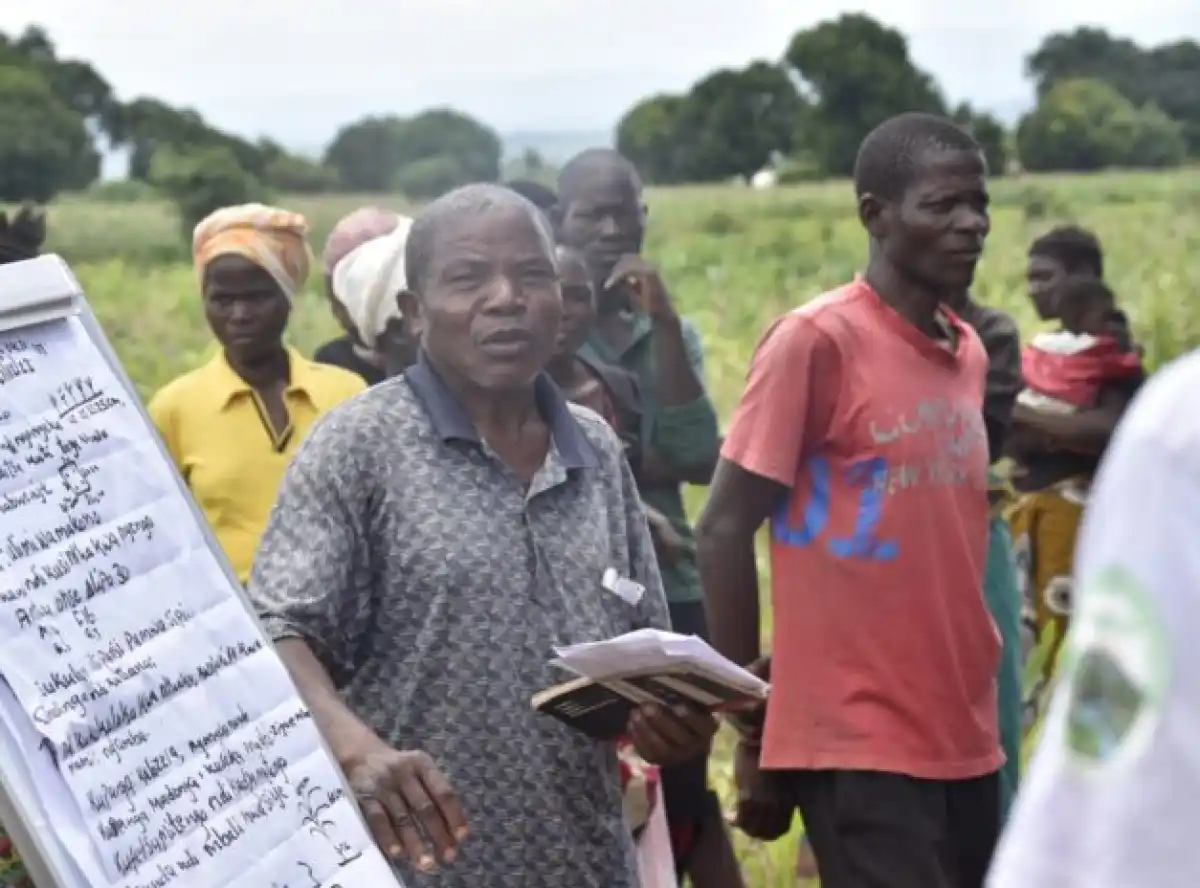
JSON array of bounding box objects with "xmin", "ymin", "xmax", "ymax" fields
[
  {"xmin": 0, "ymin": 25, "xmax": 505, "ymax": 215},
  {"xmin": 616, "ymin": 14, "xmax": 1200, "ymax": 184},
  {"xmin": 1, "ymin": 16, "xmax": 1197, "ymax": 214}
]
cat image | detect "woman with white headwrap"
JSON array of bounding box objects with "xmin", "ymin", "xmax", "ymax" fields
[
  {"xmin": 316, "ymin": 208, "xmax": 417, "ymax": 384},
  {"xmin": 331, "ymin": 216, "xmax": 417, "ymax": 380}
]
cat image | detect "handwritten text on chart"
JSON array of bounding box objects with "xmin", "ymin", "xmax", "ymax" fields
[{"xmin": 0, "ymin": 316, "xmax": 395, "ymax": 888}]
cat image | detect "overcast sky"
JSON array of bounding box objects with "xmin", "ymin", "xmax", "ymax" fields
[{"xmin": 3, "ymin": 1, "xmax": 1197, "ymax": 152}]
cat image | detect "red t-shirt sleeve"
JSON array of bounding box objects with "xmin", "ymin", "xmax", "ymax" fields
[{"xmin": 721, "ymin": 312, "xmax": 841, "ymax": 487}]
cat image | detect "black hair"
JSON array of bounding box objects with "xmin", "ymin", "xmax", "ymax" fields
[
  {"xmin": 853, "ymin": 113, "xmax": 982, "ymax": 201},
  {"xmin": 504, "ymin": 180, "xmax": 558, "ymax": 214},
  {"xmin": 404, "ymin": 183, "xmax": 555, "ymax": 295},
  {"xmin": 1056, "ymin": 276, "xmax": 1116, "ymax": 334},
  {"xmin": 0, "ymin": 205, "xmax": 47, "ymax": 266},
  {"xmin": 556, "ymin": 148, "xmax": 642, "ymax": 205},
  {"xmin": 1029, "ymin": 225, "xmax": 1104, "ymax": 278}
]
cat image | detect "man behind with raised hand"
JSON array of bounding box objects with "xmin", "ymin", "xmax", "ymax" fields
[
  {"xmin": 554, "ymin": 148, "xmax": 737, "ymax": 887},
  {"xmin": 699, "ymin": 113, "xmax": 1002, "ymax": 888},
  {"xmin": 987, "ymin": 350, "xmax": 1191, "ymax": 888}
]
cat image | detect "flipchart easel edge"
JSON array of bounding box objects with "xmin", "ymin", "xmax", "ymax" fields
[{"xmin": 0, "ymin": 255, "xmax": 398, "ymax": 887}]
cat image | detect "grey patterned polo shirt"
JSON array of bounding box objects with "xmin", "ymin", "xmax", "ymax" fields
[{"xmin": 247, "ymin": 355, "xmax": 670, "ymax": 888}]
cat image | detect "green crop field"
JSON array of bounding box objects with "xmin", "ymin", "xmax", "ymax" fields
[{"xmin": 14, "ymin": 168, "xmax": 1200, "ymax": 885}]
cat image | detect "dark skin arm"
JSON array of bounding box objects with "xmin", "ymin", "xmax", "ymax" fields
[
  {"xmin": 605, "ymin": 256, "xmax": 706, "ymax": 408},
  {"xmin": 1010, "ymin": 385, "xmax": 1135, "ymax": 457},
  {"xmin": 276, "ymin": 639, "xmax": 468, "ymax": 872},
  {"xmin": 638, "ymin": 444, "xmax": 718, "ymax": 486},
  {"xmin": 607, "ymin": 256, "xmax": 713, "ymax": 486},
  {"xmin": 695, "ymin": 460, "xmax": 788, "ymax": 668}
]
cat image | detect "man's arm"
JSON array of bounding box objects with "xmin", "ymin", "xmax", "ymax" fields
[
  {"xmin": 247, "ymin": 418, "xmax": 379, "ymax": 764},
  {"xmin": 248, "ymin": 418, "xmax": 467, "ymax": 869},
  {"xmin": 642, "ymin": 319, "xmax": 721, "ymax": 486},
  {"xmin": 696, "ymin": 462, "xmax": 788, "ymax": 667},
  {"xmin": 696, "ymin": 314, "xmax": 839, "ymax": 667},
  {"xmin": 988, "ymin": 359, "xmax": 1195, "ymax": 888}
]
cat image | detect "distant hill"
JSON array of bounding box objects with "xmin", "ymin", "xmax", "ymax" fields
[{"xmin": 502, "ymin": 130, "xmax": 612, "ymax": 163}]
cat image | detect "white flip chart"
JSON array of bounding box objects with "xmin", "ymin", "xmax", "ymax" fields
[{"xmin": 0, "ymin": 255, "xmax": 401, "ymax": 888}]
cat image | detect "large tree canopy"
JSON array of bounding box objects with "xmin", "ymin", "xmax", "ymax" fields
[
  {"xmin": 1026, "ymin": 27, "xmax": 1200, "ymax": 154},
  {"xmin": 324, "ymin": 108, "xmax": 502, "ymax": 197},
  {"xmin": 785, "ymin": 13, "xmax": 947, "ymax": 177},
  {"xmin": 616, "ymin": 13, "xmax": 952, "ymax": 183},
  {"xmin": 0, "ymin": 64, "xmax": 99, "ymax": 202}
]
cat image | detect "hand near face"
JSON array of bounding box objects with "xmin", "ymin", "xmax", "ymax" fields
[
  {"xmin": 604, "ymin": 255, "xmax": 675, "ymax": 321},
  {"xmin": 345, "ymin": 745, "xmax": 469, "ymax": 873},
  {"xmin": 626, "ymin": 702, "xmax": 717, "ymax": 766}
]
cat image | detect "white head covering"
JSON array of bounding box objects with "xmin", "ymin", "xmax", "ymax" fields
[{"xmin": 329, "ymin": 215, "xmax": 414, "ymax": 350}]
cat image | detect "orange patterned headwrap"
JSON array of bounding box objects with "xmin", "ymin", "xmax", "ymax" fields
[{"xmin": 193, "ymin": 203, "xmax": 312, "ymax": 300}]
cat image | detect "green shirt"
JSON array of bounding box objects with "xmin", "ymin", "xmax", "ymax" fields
[{"xmin": 581, "ymin": 314, "xmax": 720, "ymax": 603}]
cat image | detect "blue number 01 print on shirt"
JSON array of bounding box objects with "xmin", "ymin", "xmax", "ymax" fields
[{"xmin": 771, "ymin": 455, "xmax": 899, "ymax": 561}]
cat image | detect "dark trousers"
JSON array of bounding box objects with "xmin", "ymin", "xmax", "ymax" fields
[{"xmin": 781, "ymin": 769, "xmax": 1000, "ymax": 888}]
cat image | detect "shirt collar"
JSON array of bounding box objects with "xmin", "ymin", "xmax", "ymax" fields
[
  {"xmin": 404, "ymin": 351, "xmax": 599, "ymax": 470},
  {"xmin": 206, "ymin": 347, "xmax": 317, "ymax": 409}
]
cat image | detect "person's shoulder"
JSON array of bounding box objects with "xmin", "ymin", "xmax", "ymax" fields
[
  {"xmin": 294, "ymin": 353, "xmax": 367, "ymax": 402},
  {"xmin": 966, "ymin": 302, "xmax": 1020, "ymax": 343},
  {"xmin": 312, "ymin": 336, "xmax": 351, "ymax": 362},
  {"xmin": 303, "ymin": 376, "xmax": 419, "ymax": 448},
  {"xmin": 147, "ymin": 360, "xmax": 219, "ymax": 415},
  {"xmin": 779, "ymin": 279, "xmax": 877, "ymax": 344},
  {"xmin": 756, "ymin": 284, "xmax": 860, "ymax": 352},
  {"xmin": 567, "ymin": 401, "xmax": 624, "ymax": 457}
]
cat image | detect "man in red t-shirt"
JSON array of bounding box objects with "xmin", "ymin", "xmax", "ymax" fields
[{"xmin": 697, "ymin": 113, "xmax": 1002, "ymax": 888}]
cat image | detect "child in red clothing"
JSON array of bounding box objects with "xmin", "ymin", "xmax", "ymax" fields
[{"xmin": 1017, "ymin": 277, "xmax": 1141, "ymax": 415}]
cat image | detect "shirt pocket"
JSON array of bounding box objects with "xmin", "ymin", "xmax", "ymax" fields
[{"xmin": 532, "ymin": 482, "xmax": 638, "ymax": 645}]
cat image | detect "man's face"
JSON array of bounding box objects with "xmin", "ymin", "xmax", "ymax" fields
[
  {"xmin": 1027, "ymin": 254, "xmax": 1071, "ymax": 321},
  {"xmin": 872, "ymin": 147, "xmax": 991, "ymax": 297},
  {"xmin": 413, "ymin": 204, "xmax": 562, "ymax": 392},
  {"xmin": 557, "ymin": 167, "xmax": 646, "ymax": 298}
]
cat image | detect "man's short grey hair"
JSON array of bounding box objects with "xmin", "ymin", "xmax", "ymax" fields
[{"xmin": 404, "ymin": 184, "xmax": 557, "ymax": 295}]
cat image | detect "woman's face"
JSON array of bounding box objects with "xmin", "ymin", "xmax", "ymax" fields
[
  {"xmin": 203, "ymin": 254, "xmax": 290, "ymax": 362},
  {"xmin": 554, "ymin": 248, "xmax": 596, "ymax": 358}
]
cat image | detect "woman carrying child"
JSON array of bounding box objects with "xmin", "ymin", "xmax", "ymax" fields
[{"xmin": 1007, "ymin": 273, "xmax": 1145, "ymax": 733}]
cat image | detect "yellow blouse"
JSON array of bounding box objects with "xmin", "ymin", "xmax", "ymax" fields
[{"xmin": 148, "ymin": 348, "xmax": 365, "ymax": 582}]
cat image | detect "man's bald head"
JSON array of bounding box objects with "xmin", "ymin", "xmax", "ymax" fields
[
  {"xmin": 556, "ymin": 148, "xmax": 643, "ymax": 206},
  {"xmin": 405, "ymin": 183, "xmax": 556, "ymax": 296}
]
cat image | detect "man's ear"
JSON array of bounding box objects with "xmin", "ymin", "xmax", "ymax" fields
[
  {"xmin": 858, "ymin": 192, "xmax": 889, "ymax": 241},
  {"xmin": 397, "ymin": 288, "xmax": 422, "ymax": 337}
]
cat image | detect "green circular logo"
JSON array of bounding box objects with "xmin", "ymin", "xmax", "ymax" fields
[{"xmin": 1059, "ymin": 566, "xmax": 1170, "ymax": 772}]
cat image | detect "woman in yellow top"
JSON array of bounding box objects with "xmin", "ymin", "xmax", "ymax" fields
[{"xmin": 149, "ymin": 204, "xmax": 365, "ymax": 583}]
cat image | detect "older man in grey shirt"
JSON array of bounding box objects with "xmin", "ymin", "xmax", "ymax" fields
[{"xmin": 248, "ymin": 184, "xmax": 717, "ymax": 887}]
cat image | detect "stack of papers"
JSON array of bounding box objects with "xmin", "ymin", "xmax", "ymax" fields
[{"xmin": 552, "ymin": 629, "xmax": 769, "ymax": 696}]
